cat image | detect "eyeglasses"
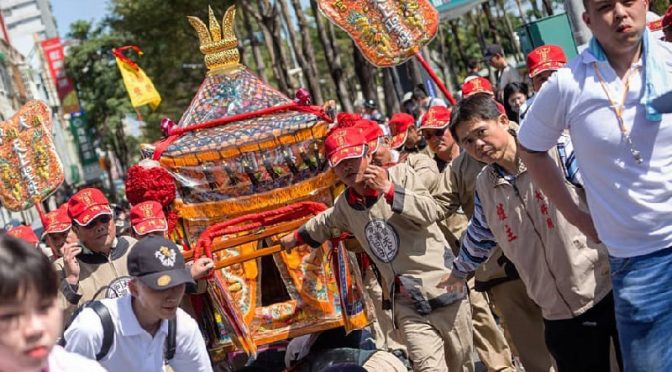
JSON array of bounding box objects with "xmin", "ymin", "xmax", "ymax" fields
[
  {"xmin": 422, "ymin": 128, "xmax": 446, "ymax": 140},
  {"xmin": 82, "ymin": 214, "xmax": 112, "ymax": 229}
]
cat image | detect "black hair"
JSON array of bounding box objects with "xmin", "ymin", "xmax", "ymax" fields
[
  {"xmin": 0, "ymin": 235, "xmax": 58, "ymax": 302},
  {"xmin": 449, "ymin": 93, "xmax": 503, "ymax": 143},
  {"xmin": 503, "ymin": 82, "xmax": 530, "ymax": 122},
  {"xmin": 412, "ymin": 84, "xmax": 428, "ymax": 100},
  {"xmin": 467, "ymin": 58, "xmax": 480, "ymax": 70}
]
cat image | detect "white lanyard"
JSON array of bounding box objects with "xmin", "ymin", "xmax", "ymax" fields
[{"xmin": 592, "ymin": 62, "xmax": 643, "ymax": 164}]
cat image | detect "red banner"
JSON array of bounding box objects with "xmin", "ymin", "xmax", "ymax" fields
[{"xmin": 40, "ymin": 37, "xmax": 80, "ymax": 114}]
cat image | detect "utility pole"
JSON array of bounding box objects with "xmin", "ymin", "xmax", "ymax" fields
[{"xmin": 564, "ymin": 0, "xmax": 592, "ymax": 46}]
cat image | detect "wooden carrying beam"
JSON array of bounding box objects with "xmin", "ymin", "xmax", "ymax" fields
[{"xmin": 184, "ymin": 216, "xmax": 312, "ymax": 262}]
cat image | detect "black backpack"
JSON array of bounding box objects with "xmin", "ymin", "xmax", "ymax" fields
[{"xmin": 60, "ymin": 298, "xmax": 177, "ymax": 361}]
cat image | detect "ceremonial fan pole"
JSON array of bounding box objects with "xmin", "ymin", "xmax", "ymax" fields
[
  {"xmin": 0, "ymin": 101, "xmax": 65, "ymax": 228},
  {"xmin": 414, "ymin": 51, "xmax": 457, "ymax": 105},
  {"xmin": 317, "ymin": 0, "xmax": 457, "ymax": 106}
]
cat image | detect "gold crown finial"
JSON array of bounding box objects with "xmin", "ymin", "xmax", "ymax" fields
[{"xmin": 187, "ymin": 5, "xmax": 239, "ymax": 71}]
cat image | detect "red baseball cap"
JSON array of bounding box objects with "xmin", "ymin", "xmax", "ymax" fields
[
  {"xmin": 388, "ymin": 113, "xmax": 415, "ymax": 150},
  {"xmin": 335, "ymin": 112, "xmax": 362, "ymax": 129},
  {"xmin": 43, "ymin": 205, "xmax": 71, "ymax": 237},
  {"xmin": 324, "ymin": 127, "xmax": 368, "ymax": 167},
  {"xmin": 7, "ymin": 225, "xmax": 39, "ymax": 247},
  {"xmin": 462, "ymin": 77, "xmax": 494, "ymax": 98},
  {"xmin": 355, "ymin": 119, "xmax": 383, "ymax": 153},
  {"xmin": 420, "ymin": 106, "xmax": 452, "ymax": 130},
  {"xmin": 527, "ymin": 45, "xmax": 567, "ymax": 78},
  {"xmin": 130, "ymin": 201, "xmax": 168, "ymax": 236},
  {"xmin": 67, "ymin": 188, "xmax": 113, "ymax": 226}
]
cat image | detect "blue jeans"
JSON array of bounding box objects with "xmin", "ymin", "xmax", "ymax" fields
[{"xmin": 609, "ymin": 247, "xmax": 672, "ymax": 372}]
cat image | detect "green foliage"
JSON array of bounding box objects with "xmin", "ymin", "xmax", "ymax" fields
[
  {"xmin": 65, "ymin": 20, "xmax": 134, "ymax": 167},
  {"xmin": 651, "ymin": 0, "xmax": 670, "ymax": 16}
]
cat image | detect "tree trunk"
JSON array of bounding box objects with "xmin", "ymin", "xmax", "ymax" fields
[
  {"xmin": 114, "ymin": 120, "xmax": 129, "ymax": 173},
  {"xmin": 353, "ymin": 44, "xmax": 378, "ymax": 102},
  {"xmin": 449, "ymin": 20, "xmax": 469, "ymax": 71},
  {"xmin": 514, "ymin": 0, "xmax": 528, "ymax": 24},
  {"xmin": 542, "ymin": 0, "xmax": 555, "ymax": 16},
  {"xmin": 530, "ymin": 0, "xmax": 543, "ymax": 20},
  {"xmin": 469, "ymin": 11, "xmax": 487, "ymax": 51},
  {"xmin": 241, "ymin": 4, "xmax": 267, "ymax": 81},
  {"xmin": 435, "ymin": 25, "xmax": 458, "ymax": 92},
  {"xmin": 481, "ymin": 2, "xmax": 501, "ymax": 45},
  {"xmin": 382, "ymin": 68, "xmax": 399, "ymax": 116},
  {"xmin": 241, "ymin": 1, "xmax": 294, "ymax": 94},
  {"xmin": 445, "ymin": 24, "xmax": 462, "ymax": 86},
  {"xmin": 309, "ymin": 0, "xmax": 353, "ymax": 111},
  {"xmin": 290, "ymin": 0, "xmax": 324, "ymax": 104},
  {"xmin": 495, "ymin": 0, "xmax": 523, "ymax": 63},
  {"xmin": 278, "ymin": 0, "xmax": 322, "ymax": 103}
]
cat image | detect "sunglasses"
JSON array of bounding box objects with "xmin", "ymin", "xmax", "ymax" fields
[
  {"xmin": 81, "ymin": 214, "xmax": 112, "ymax": 229},
  {"xmin": 422, "ymin": 128, "xmax": 446, "ymax": 139}
]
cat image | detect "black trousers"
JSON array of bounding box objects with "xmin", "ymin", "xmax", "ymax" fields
[{"xmin": 544, "ymin": 292, "xmax": 623, "ymax": 372}]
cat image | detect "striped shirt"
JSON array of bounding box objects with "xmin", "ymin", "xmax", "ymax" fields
[{"xmin": 452, "ymin": 139, "xmax": 580, "ymax": 277}]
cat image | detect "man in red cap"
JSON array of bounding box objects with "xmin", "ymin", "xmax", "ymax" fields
[
  {"xmin": 42, "ymin": 205, "xmax": 76, "ymax": 261},
  {"xmin": 360, "ymin": 118, "xmax": 439, "ymax": 193},
  {"xmin": 461, "ymin": 77, "xmax": 495, "ymax": 99},
  {"xmin": 130, "ymin": 201, "xmax": 169, "ymax": 239},
  {"xmin": 7, "ymin": 225, "xmax": 39, "ymax": 248},
  {"xmin": 280, "ymin": 127, "xmax": 474, "ymax": 372},
  {"xmin": 130, "ymin": 200, "xmax": 214, "ymax": 286},
  {"xmin": 419, "ymin": 106, "xmax": 459, "ymax": 173},
  {"xmin": 388, "ymin": 113, "xmax": 432, "ymax": 159},
  {"xmin": 130, "ymin": 200, "xmax": 214, "ymax": 282},
  {"xmin": 519, "ymin": 45, "xmax": 568, "ymax": 122},
  {"xmin": 526, "ymin": 45, "xmax": 567, "ymax": 94},
  {"xmin": 54, "ymin": 188, "xmax": 137, "ymax": 317}
]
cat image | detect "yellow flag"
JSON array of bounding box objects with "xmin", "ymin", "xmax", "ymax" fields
[{"xmin": 113, "ymin": 46, "xmax": 161, "ymax": 110}]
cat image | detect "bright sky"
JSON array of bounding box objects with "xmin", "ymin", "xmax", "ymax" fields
[{"xmin": 51, "ymin": 0, "xmax": 110, "ymax": 38}]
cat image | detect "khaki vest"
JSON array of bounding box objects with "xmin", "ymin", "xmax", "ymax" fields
[{"xmin": 55, "ymin": 236, "xmax": 136, "ymax": 318}]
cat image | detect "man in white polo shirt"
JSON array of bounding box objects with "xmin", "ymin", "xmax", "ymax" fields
[
  {"xmin": 518, "ymin": 0, "xmax": 672, "ymax": 370},
  {"xmin": 63, "ymin": 236, "xmax": 212, "ymax": 371}
]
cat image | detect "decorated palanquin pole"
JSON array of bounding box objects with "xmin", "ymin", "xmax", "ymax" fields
[
  {"xmin": 0, "ymin": 101, "xmax": 64, "ymax": 224},
  {"xmin": 138, "ymin": 6, "xmax": 373, "ymax": 360},
  {"xmin": 318, "ymin": 0, "xmax": 457, "ymax": 105}
]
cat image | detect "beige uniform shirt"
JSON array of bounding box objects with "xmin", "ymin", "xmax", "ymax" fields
[
  {"xmin": 460, "ymin": 149, "xmax": 612, "ymax": 320},
  {"xmin": 298, "ymin": 164, "xmax": 465, "ymax": 314},
  {"xmin": 55, "ymin": 236, "xmax": 136, "ymax": 318},
  {"xmin": 434, "ymin": 152, "xmax": 514, "ymax": 289}
]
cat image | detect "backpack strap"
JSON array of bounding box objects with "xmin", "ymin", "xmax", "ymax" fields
[
  {"xmin": 88, "ymin": 301, "xmax": 115, "ymax": 361},
  {"xmin": 165, "ymin": 317, "xmax": 177, "ymax": 361}
]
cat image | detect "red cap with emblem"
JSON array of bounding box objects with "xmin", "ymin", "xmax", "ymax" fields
[
  {"xmin": 335, "ymin": 112, "xmax": 362, "ymax": 129},
  {"xmin": 324, "ymin": 127, "xmax": 368, "ymax": 167},
  {"xmin": 355, "ymin": 119, "xmax": 383, "ymax": 153},
  {"xmin": 43, "ymin": 204, "xmax": 71, "ymax": 237},
  {"xmin": 388, "ymin": 113, "xmax": 415, "ymax": 150},
  {"xmin": 67, "ymin": 188, "xmax": 113, "ymax": 226},
  {"xmin": 420, "ymin": 106, "xmax": 452, "ymax": 130},
  {"xmin": 527, "ymin": 45, "xmax": 567, "ymax": 78},
  {"xmin": 7, "ymin": 225, "xmax": 39, "ymax": 247},
  {"xmin": 130, "ymin": 201, "xmax": 168, "ymax": 236},
  {"xmin": 462, "ymin": 77, "xmax": 494, "ymax": 98}
]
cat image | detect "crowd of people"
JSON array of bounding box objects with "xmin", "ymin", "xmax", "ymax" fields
[{"xmin": 1, "ymin": 1, "xmax": 672, "ymax": 371}]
